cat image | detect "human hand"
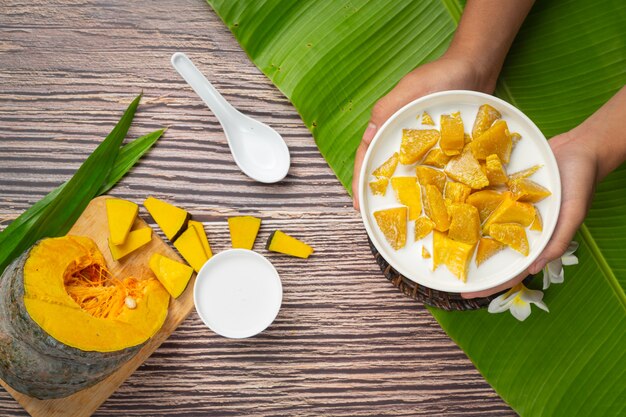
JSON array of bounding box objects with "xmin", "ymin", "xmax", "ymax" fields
[
  {"xmin": 351, "ymin": 52, "xmax": 497, "ymax": 210},
  {"xmin": 462, "ymin": 127, "xmax": 599, "ymax": 299}
]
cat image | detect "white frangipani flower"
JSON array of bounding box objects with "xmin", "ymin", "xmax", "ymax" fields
[
  {"xmin": 488, "ymin": 283, "xmax": 549, "ymax": 321},
  {"xmin": 543, "ymin": 241, "xmax": 579, "ymax": 290}
]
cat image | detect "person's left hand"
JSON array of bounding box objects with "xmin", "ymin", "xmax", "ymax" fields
[{"xmin": 461, "ymin": 126, "xmax": 599, "ymax": 299}]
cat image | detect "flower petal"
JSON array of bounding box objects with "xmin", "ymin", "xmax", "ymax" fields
[
  {"xmin": 510, "ymin": 298, "xmax": 531, "ymax": 321},
  {"xmin": 565, "ymin": 241, "xmax": 579, "ymax": 256},
  {"xmin": 488, "ymin": 292, "xmax": 517, "ymax": 313},
  {"xmin": 543, "ymin": 267, "xmax": 551, "ymax": 290},
  {"xmin": 562, "ymin": 254, "xmax": 579, "ymax": 266},
  {"xmin": 521, "ymin": 287, "xmax": 545, "ymax": 304},
  {"xmin": 535, "ymin": 299, "xmax": 550, "ymax": 313}
]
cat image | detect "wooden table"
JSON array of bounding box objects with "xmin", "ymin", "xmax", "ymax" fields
[{"xmin": 0, "ymin": 1, "xmax": 514, "ymax": 415}]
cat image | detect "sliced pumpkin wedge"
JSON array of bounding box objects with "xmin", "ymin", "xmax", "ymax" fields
[
  {"xmin": 144, "ymin": 196, "xmax": 190, "ymax": 241},
  {"xmin": 149, "ymin": 253, "xmax": 194, "ymax": 298}
]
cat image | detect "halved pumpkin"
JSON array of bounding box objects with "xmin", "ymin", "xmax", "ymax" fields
[{"xmin": 23, "ymin": 236, "xmax": 169, "ymax": 353}]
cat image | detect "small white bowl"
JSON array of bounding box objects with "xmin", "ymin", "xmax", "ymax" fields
[
  {"xmin": 194, "ymin": 249, "xmax": 282, "ymax": 338},
  {"xmin": 359, "ymin": 90, "xmax": 561, "ymax": 293}
]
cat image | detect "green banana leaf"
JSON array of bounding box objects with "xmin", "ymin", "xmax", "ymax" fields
[
  {"xmin": 206, "ymin": 0, "xmax": 626, "ymax": 415},
  {"xmin": 0, "ymin": 96, "xmax": 164, "ymax": 275}
]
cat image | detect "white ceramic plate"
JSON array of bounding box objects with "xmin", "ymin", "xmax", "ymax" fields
[
  {"xmin": 194, "ymin": 249, "xmax": 282, "ymax": 338},
  {"xmin": 359, "ymin": 90, "xmax": 561, "ymax": 293}
]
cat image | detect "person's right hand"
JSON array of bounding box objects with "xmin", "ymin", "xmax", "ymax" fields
[{"xmin": 351, "ymin": 52, "xmax": 497, "ymax": 210}]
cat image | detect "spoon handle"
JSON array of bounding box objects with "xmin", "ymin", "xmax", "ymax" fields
[{"xmin": 171, "ymin": 52, "xmax": 236, "ymax": 123}]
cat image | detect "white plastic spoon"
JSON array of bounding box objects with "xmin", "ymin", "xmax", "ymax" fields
[{"xmin": 171, "ymin": 52, "xmax": 290, "ymax": 183}]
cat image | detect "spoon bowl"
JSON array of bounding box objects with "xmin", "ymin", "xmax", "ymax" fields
[{"xmin": 171, "ymin": 52, "xmax": 290, "ymax": 183}]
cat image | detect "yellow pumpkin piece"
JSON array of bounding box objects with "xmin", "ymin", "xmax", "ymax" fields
[
  {"xmin": 422, "ymin": 148, "xmax": 451, "ymax": 168},
  {"xmin": 489, "ymin": 223, "xmax": 529, "ymax": 256},
  {"xmin": 475, "ymin": 237, "xmax": 506, "ymax": 266},
  {"xmin": 472, "ymin": 104, "xmax": 501, "ymax": 139},
  {"xmin": 373, "ymin": 207, "xmax": 407, "ymax": 250},
  {"xmin": 511, "ymin": 132, "xmax": 522, "ymax": 146},
  {"xmin": 228, "ymin": 216, "xmax": 262, "ymax": 250},
  {"xmin": 423, "ymin": 184, "xmax": 450, "ymax": 232},
  {"xmin": 421, "ymin": 111, "xmax": 435, "ymax": 125},
  {"xmin": 508, "ymin": 164, "xmax": 543, "ymax": 183},
  {"xmin": 105, "ymin": 198, "xmax": 138, "ymax": 245},
  {"xmin": 422, "ymin": 246, "xmax": 431, "ymax": 259},
  {"xmin": 174, "ymin": 227, "xmax": 209, "ymax": 273},
  {"xmin": 440, "ymin": 112, "xmax": 465, "ymax": 156},
  {"xmin": 149, "ymin": 253, "xmax": 194, "ymax": 298},
  {"xmin": 433, "ymin": 230, "xmax": 475, "ymax": 282},
  {"xmin": 464, "ymin": 133, "xmax": 472, "ymax": 144},
  {"xmin": 399, "ymin": 129, "xmax": 440, "ymax": 164},
  {"xmin": 471, "ymin": 120, "xmax": 512, "ymax": 163},
  {"xmin": 483, "ymin": 193, "xmax": 535, "ymax": 233},
  {"xmin": 466, "ymin": 190, "xmax": 504, "ymax": 223},
  {"xmin": 416, "ymin": 165, "xmax": 447, "ymax": 192},
  {"xmin": 369, "ymin": 177, "xmax": 389, "ymax": 196},
  {"xmin": 391, "ymin": 177, "xmax": 422, "ymax": 220},
  {"xmin": 266, "ymin": 230, "xmax": 314, "ymax": 258},
  {"xmin": 530, "ymin": 208, "xmax": 543, "ymax": 232},
  {"xmin": 372, "ymin": 152, "xmax": 399, "ymax": 178},
  {"xmin": 448, "ymin": 203, "xmax": 481, "ymax": 245},
  {"xmin": 444, "ymin": 147, "xmax": 489, "ymax": 189},
  {"xmin": 414, "ymin": 216, "xmax": 435, "ymax": 241},
  {"xmin": 485, "ymin": 154, "xmax": 508, "ymax": 185},
  {"xmin": 509, "ymin": 178, "xmax": 552, "ymax": 203},
  {"xmin": 444, "ymin": 181, "xmax": 471, "ymax": 204},
  {"xmin": 24, "ymin": 236, "xmax": 169, "ymax": 352},
  {"xmin": 188, "ymin": 220, "xmax": 213, "ymax": 258},
  {"xmin": 144, "ymin": 196, "xmax": 190, "ymax": 241},
  {"xmin": 108, "ymin": 227, "xmax": 152, "ymax": 261}
]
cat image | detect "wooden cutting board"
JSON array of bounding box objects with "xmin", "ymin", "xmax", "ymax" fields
[{"xmin": 0, "ymin": 196, "xmax": 197, "ymax": 417}]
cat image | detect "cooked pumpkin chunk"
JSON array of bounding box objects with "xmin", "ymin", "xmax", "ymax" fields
[
  {"xmin": 228, "ymin": 216, "xmax": 262, "ymax": 250},
  {"xmin": 433, "ymin": 230, "xmax": 475, "ymax": 282},
  {"xmin": 422, "ymin": 246, "xmax": 431, "ymax": 259},
  {"xmin": 530, "ymin": 208, "xmax": 543, "ymax": 232},
  {"xmin": 399, "ymin": 129, "xmax": 439, "ymax": 164},
  {"xmin": 414, "ymin": 216, "xmax": 435, "ymax": 241},
  {"xmin": 509, "ymin": 178, "xmax": 552, "ymax": 203},
  {"xmin": 448, "ymin": 203, "xmax": 481, "ymax": 245},
  {"xmin": 511, "ymin": 132, "xmax": 522, "ymax": 146},
  {"xmin": 485, "ymin": 154, "xmax": 508, "ymax": 185},
  {"xmin": 466, "ymin": 190, "xmax": 504, "ymax": 222},
  {"xmin": 105, "ymin": 198, "xmax": 138, "ymax": 245},
  {"xmin": 508, "ymin": 164, "xmax": 543, "ymax": 182},
  {"xmin": 188, "ymin": 220, "xmax": 213, "ymax": 258},
  {"xmin": 464, "ymin": 133, "xmax": 472, "ymax": 144},
  {"xmin": 149, "ymin": 253, "xmax": 194, "ymax": 298},
  {"xmin": 444, "ymin": 181, "xmax": 471, "ymax": 204},
  {"xmin": 440, "ymin": 112, "xmax": 465, "ymax": 156},
  {"xmin": 144, "ymin": 196, "xmax": 190, "ymax": 241},
  {"xmin": 372, "ymin": 152, "xmax": 399, "ymax": 178},
  {"xmin": 421, "ymin": 111, "xmax": 435, "ymax": 125},
  {"xmin": 108, "ymin": 227, "xmax": 152, "ymax": 261},
  {"xmin": 423, "ymin": 185, "xmax": 450, "ymax": 232},
  {"xmin": 472, "ymin": 104, "xmax": 501, "ymax": 139},
  {"xmin": 373, "ymin": 207, "xmax": 407, "ymax": 250},
  {"xmin": 489, "ymin": 223, "xmax": 529, "ymax": 256},
  {"xmin": 391, "ymin": 177, "xmax": 422, "ymax": 220},
  {"xmin": 471, "ymin": 120, "xmax": 512, "ymax": 163},
  {"xmin": 416, "ymin": 165, "xmax": 447, "ymax": 192},
  {"xmin": 483, "ymin": 193, "xmax": 535, "ymax": 232},
  {"xmin": 445, "ymin": 147, "xmax": 489, "ymax": 189},
  {"xmin": 266, "ymin": 230, "xmax": 314, "ymax": 258},
  {"xmin": 174, "ymin": 227, "xmax": 209, "ymax": 273},
  {"xmin": 369, "ymin": 177, "xmax": 389, "ymax": 196},
  {"xmin": 475, "ymin": 237, "xmax": 506, "ymax": 266},
  {"xmin": 422, "ymin": 148, "xmax": 451, "ymax": 168}
]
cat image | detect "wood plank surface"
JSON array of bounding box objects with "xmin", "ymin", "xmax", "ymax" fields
[
  {"xmin": 0, "ymin": 196, "xmax": 198, "ymax": 417},
  {"xmin": 0, "ymin": 0, "xmax": 515, "ymax": 415}
]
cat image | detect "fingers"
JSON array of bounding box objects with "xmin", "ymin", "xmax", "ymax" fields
[
  {"xmin": 528, "ymin": 199, "xmax": 586, "ymax": 274},
  {"xmin": 352, "ymin": 123, "xmax": 378, "ymax": 211},
  {"xmin": 461, "ymin": 269, "xmax": 529, "ymax": 299}
]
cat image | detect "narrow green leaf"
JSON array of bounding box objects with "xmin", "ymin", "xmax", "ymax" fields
[
  {"xmin": 0, "ymin": 95, "xmax": 141, "ymax": 274},
  {"xmin": 0, "ymin": 128, "xmax": 165, "ymax": 252}
]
